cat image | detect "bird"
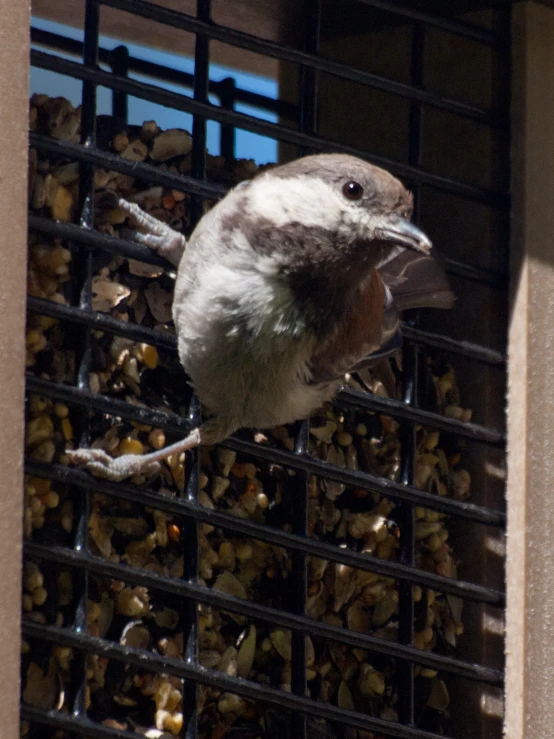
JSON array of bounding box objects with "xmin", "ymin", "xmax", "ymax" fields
[{"xmin": 67, "ymin": 153, "xmax": 455, "ymax": 481}]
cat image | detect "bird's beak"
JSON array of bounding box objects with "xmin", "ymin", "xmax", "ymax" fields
[{"xmin": 376, "ymin": 216, "xmax": 432, "ymax": 254}]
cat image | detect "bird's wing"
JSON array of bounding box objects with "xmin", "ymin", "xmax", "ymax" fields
[
  {"xmin": 348, "ymin": 251, "xmax": 455, "ymax": 374},
  {"xmin": 308, "ymin": 268, "xmax": 389, "ymax": 384},
  {"xmin": 308, "ymin": 251, "xmax": 455, "ymax": 384},
  {"xmin": 378, "ymin": 249, "xmax": 456, "ymax": 312}
]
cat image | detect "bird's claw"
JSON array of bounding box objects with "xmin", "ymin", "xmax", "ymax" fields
[
  {"xmin": 66, "ymin": 448, "xmax": 161, "ymax": 482},
  {"xmin": 118, "ymin": 198, "xmax": 186, "ymax": 265}
]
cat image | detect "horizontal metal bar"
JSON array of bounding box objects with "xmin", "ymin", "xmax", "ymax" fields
[
  {"xmin": 27, "ymin": 295, "xmax": 178, "ymax": 350},
  {"xmin": 25, "ymin": 459, "xmax": 504, "ymax": 606},
  {"xmin": 30, "ymin": 51, "xmax": 509, "ymax": 206},
  {"xmin": 27, "ymin": 290, "xmax": 506, "ymax": 372},
  {"xmin": 354, "ymin": 0, "xmax": 507, "ymax": 45},
  {"xmin": 21, "ymin": 707, "xmax": 146, "ymax": 739},
  {"xmin": 24, "ymin": 540, "xmax": 503, "ymax": 684},
  {"xmin": 28, "ymin": 209, "xmax": 510, "ymax": 293},
  {"xmin": 441, "ymin": 255, "xmax": 509, "ymax": 289},
  {"xmin": 400, "ymin": 323, "xmax": 506, "ymax": 365},
  {"xmin": 31, "ymin": 26, "xmax": 297, "ymax": 119},
  {"xmin": 21, "ymin": 620, "xmax": 452, "ymax": 739},
  {"xmin": 96, "ymin": 0, "xmax": 503, "ymax": 127},
  {"xmin": 338, "ymin": 388, "xmax": 505, "ymax": 446},
  {"xmin": 25, "ymin": 378, "xmax": 506, "ymax": 529},
  {"xmin": 29, "ymin": 132, "xmax": 227, "ymax": 200},
  {"xmin": 29, "ymin": 214, "xmax": 170, "ymax": 268}
]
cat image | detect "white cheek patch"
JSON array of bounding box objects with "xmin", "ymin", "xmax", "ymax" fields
[{"xmin": 246, "ymin": 176, "xmax": 347, "ymax": 229}]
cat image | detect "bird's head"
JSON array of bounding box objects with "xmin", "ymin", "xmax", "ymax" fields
[{"xmin": 235, "ymin": 153, "xmax": 431, "ymax": 275}]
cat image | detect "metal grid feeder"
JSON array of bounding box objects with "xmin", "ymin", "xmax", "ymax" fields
[{"xmin": 22, "ymin": 1, "xmax": 509, "ymax": 738}]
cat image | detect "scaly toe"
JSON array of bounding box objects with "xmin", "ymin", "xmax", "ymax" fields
[{"xmin": 67, "ymin": 449, "xmax": 153, "ymax": 482}]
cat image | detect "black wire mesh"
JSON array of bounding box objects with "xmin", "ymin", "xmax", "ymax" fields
[{"xmin": 22, "ymin": 1, "xmax": 509, "ymax": 737}]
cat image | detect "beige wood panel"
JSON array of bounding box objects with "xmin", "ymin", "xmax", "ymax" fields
[
  {"xmin": 507, "ymin": 2, "xmax": 554, "ymax": 737},
  {"xmin": 0, "ymin": 0, "xmax": 31, "ymax": 737}
]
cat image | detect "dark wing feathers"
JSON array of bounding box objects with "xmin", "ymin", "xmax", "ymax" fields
[
  {"xmin": 308, "ymin": 251, "xmax": 455, "ymax": 383},
  {"xmin": 379, "ymin": 250, "xmax": 456, "ymax": 312}
]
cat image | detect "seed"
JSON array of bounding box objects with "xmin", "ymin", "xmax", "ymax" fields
[
  {"xmin": 336, "ymin": 431, "xmax": 353, "ymax": 447},
  {"xmin": 119, "ymin": 438, "xmax": 144, "ymax": 456},
  {"xmin": 24, "ymin": 563, "xmax": 43, "ymax": 591},
  {"xmin": 32, "ymin": 587, "xmax": 48, "ymax": 606},
  {"xmin": 236, "ymin": 543, "xmax": 252, "ymax": 562},
  {"xmin": 148, "ymin": 428, "xmax": 165, "ymax": 450},
  {"xmin": 61, "ymin": 418, "xmax": 73, "ymax": 441},
  {"xmin": 44, "ymin": 491, "xmax": 59, "ymax": 509},
  {"xmin": 26, "ymin": 417, "xmax": 54, "ymax": 447},
  {"xmin": 167, "ymin": 524, "xmax": 180, "ymax": 542},
  {"xmin": 140, "ymin": 343, "xmax": 158, "ymax": 369}
]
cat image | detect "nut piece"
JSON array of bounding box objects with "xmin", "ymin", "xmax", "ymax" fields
[{"xmin": 150, "ymin": 129, "xmax": 193, "ymax": 161}]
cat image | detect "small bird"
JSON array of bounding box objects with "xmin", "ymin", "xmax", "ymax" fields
[{"xmin": 68, "ymin": 153, "xmax": 454, "ymax": 481}]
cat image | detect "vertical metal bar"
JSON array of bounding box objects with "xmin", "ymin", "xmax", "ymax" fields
[
  {"xmin": 182, "ymin": 3, "xmax": 211, "ymax": 734},
  {"xmin": 110, "ymin": 44, "xmax": 130, "ymax": 122},
  {"xmin": 290, "ymin": 420, "xmax": 309, "ymax": 739},
  {"xmin": 219, "ymin": 76, "xmax": 237, "ymax": 162},
  {"xmin": 182, "ymin": 398, "xmax": 201, "ymax": 739},
  {"xmin": 190, "ymin": 0, "xmax": 211, "ymax": 226},
  {"xmin": 298, "ymin": 0, "xmax": 321, "ymax": 157},
  {"xmin": 70, "ymin": 0, "xmax": 99, "ymax": 722},
  {"xmin": 397, "ymin": 20, "xmax": 425, "ymax": 729},
  {"xmin": 290, "ymin": 5, "xmax": 321, "ymax": 737}
]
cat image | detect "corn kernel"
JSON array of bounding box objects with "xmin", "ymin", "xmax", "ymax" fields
[
  {"xmin": 61, "ymin": 418, "xmax": 73, "ymax": 441},
  {"xmin": 119, "ymin": 438, "xmax": 144, "ymax": 455},
  {"xmin": 44, "ymin": 491, "xmax": 60, "ymax": 509},
  {"xmin": 26, "ymin": 416, "xmax": 54, "ymax": 447},
  {"xmin": 32, "ymin": 587, "xmax": 48, "ymax": 606},
  {"xmin": 140, "ymin": 343, "xmax": 159, "ymax": 369}
]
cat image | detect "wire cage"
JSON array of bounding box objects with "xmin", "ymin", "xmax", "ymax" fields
[{"xmin": 22, "ymin": 1, "xmax": 509, "ymax": 738}]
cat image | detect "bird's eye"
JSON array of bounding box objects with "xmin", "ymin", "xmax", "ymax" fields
[{"xmin": 342, "ymin": 180, "xmax": 364, "ymax": 201}]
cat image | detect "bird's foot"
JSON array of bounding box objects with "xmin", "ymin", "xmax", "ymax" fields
[
  {"xmin": 66, "ymin": 448, "xmax": 161, "ymax": 482},
  {"xmin": 118, "ymin": 198, "xmax": 186, "ymax": 266}
]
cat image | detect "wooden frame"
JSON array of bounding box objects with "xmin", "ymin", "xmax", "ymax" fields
[
  {"xmin": 506, "ymin": 2, "xmax": 554, "ymax": 737},
  {"xmin": 0, "ymin": 1, "xmax": 31, "ymax": 737},
  {"xmin": 2, "ymin": 1, "xmax": 554, "ymax": 737}
]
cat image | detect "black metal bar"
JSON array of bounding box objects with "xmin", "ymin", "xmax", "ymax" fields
[
  {"xmin": 28, "ymin": 207, "xmax": 510, "ymax": 292},
  {"xmin": 64, "ymin": 0, "xmax": 100, "ymax": 724},
  {"xmin": 23, "ymin": 540, "xmax": 503, "ymax": 684},
  {"xmin": 182, "ymin": 399, "xmax": 201, "ymax": 739},
  {"xmin": 21, "ymin": 620, "xmax": 456, "ymax": 739},
  {"xmin": 396, "ymin": 22, "xmax": 425, "ymax": 726},
  {"xmin": 109, "ymin": 44, "xmax": 130, "ymax": 120},
  {"xmin": 29, "ymin": 132, "xmax": 227, "ymax": 200},
  {"xmin": 183, "ymin": 3, "xmax": 210, "ymax": 733},
  {"xmin": 26, "ymin": 289, "xmax": 506, "ymax": 370},
  {"xmin": 218, "ymin": 76, "xmax": 237, "ymax": 161},
  {"xmin": 290, "ymin": 421, "xmax": 310, "ymax": 739},
  {"xmin": 25, "ymin": 378, "xmax": 506, "ymax": 526},
  {"xmin": 353, "ymin": 0, "xmax": 506, "ymax": 45},
  {"xmin": 30, "ymin": 50, "xmax": 510, "ymax": 207},
  {"xmin": 290, "ymin": 4, "xmax": 320, "ymax": 736},
  {"xmin": 98, "ymin": 0, "xmax": 505, "ymax": 127},
  {"xmin": 25, "ymin": 460, "xmax": 506, "ymax": 605},
  {"xmin": 337, "ymin": 388, "xmax": 505, "ymax": 446},
  {"xmin": 400, "ymin": 323, "xmax": 505, "ymax": 365}
]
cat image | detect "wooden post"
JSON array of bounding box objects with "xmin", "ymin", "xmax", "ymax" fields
[
  {"xmin": 507, "ymin": 2, "xmax": 554, "ymax": 737},
  {"xmin": 0, "ymin": 0, "xmax": 31, "ymax": 737}
]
